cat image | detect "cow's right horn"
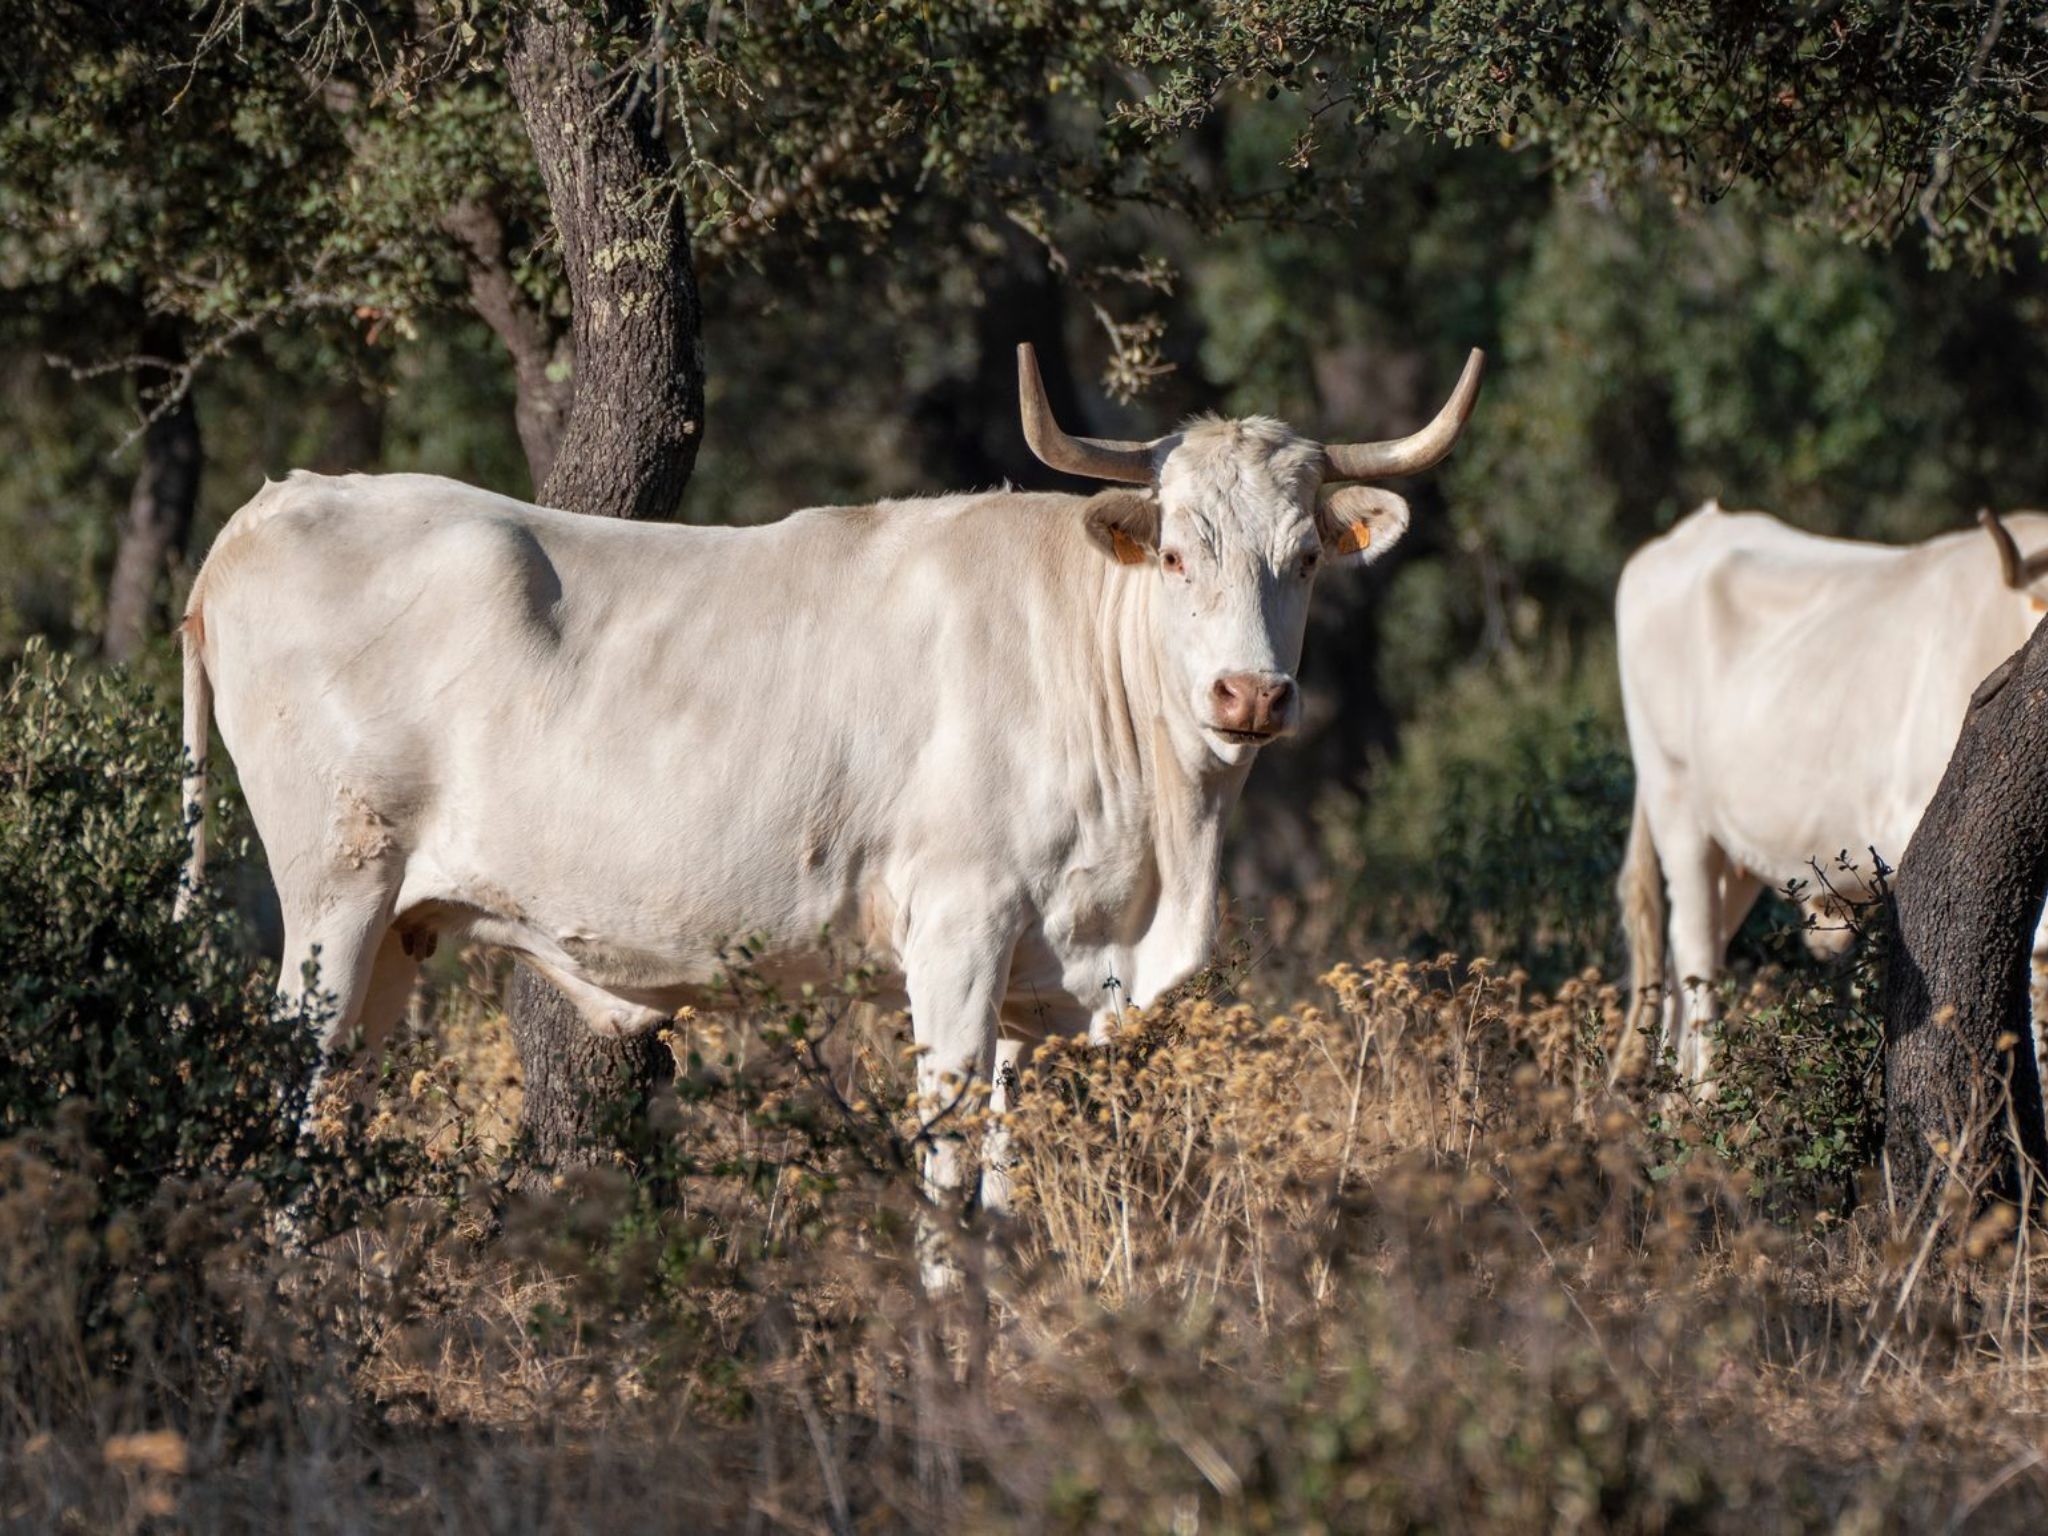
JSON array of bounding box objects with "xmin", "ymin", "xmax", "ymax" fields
[
  {"xmin": 1979, "ymin": 508, "xmax": 2026, "ymax": 589},
  {"xmin": 1018, "ymin": 344, "xmax": 1159, "ymax": 485},
  {"xmin": 1321, "ymin": 348, "xmax": 1486, "ymax": 482}
]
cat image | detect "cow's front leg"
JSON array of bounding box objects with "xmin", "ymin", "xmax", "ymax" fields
[
  {"xmin": 979, "ymin": 1036, "xmax": 1028, "ymax": 1217},
  {"xmin": 902, "ymin": 901, "xmax": 1017, "ymax": 1290}
]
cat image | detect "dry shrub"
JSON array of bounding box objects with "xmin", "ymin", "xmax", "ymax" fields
[
  {"xmin": 6, "ymin": 655, "xmax": 2048, "ymax": 1529},
  {"xmin": 1004, "ymin": 959, "xmax": 1588, "ymax": 1304},
  {"xmin": 12, "ymin": 951, "xmax": 2047, "ymax": 1532}
]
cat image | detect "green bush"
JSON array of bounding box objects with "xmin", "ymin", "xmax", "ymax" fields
[
  {"xmin": 1651, "ymin": 879, "xmax": 1889, "ymax": 1220},
  {"xmin": 0, "ymin": 645, "xmax": 442, "ymax": 1382},
  {"xmin": 8, "ymin": 647, "xmax": 326, "ymax": 1197},
  {"xmin": 1347, "ymin": 658, "xmax": 1631, "ymax": 987}
]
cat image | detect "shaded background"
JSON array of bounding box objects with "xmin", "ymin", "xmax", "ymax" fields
[{"xmin": 6, "ymin": 5, "xmax": 2047, "ymax": 989}]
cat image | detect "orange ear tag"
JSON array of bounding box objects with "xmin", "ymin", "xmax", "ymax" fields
[
  {"xmin": 1109, "ymin": 527, "xmax": 1149, "ymax": 565},
  {"xmin": 2032, "ymin": 596, "xmax": 2046, "ymax": 615},
  {"xmin": 1331, "ymin": 521, "xmax": 1372, "ymax": 557}
]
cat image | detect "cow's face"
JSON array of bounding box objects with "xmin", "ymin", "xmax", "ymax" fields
[
  {"xmin": 1085, "ymin": 420, "xmax": 1412, "ymax": 766},
  {"xmin": 1019, "ymin": 342, "xmax": 1481, "ymax": 767}
]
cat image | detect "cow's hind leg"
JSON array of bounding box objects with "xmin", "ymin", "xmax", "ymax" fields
[
  {"xmin": 275, "ymin": 882, "xmax": 399, "ymax": 1127},
  {"xmin": 1717, "ymin": 866, "xmax": 1764, "ymax": 959},
  {"xmin": 346, "ymin": 926, "xmax": 424, "ymax": 1089},
  {"xmin": 1661, "ymin": 833, "xmax": 1733, "ymax": 1085}
]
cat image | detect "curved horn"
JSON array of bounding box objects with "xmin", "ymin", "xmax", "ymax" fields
[
  {"xmin": 1980, "ymin": 508, "xmax": 2026, "ymax": 589},
  {"xmin": 2010, "ymin": 512, "xmax": 2048, "ymax": 582},
  {"xmin": 1017, "ymin": 343, "xmax": 1157, "ymax": 485},
  {"xmin": 1321, "ymin": 348, "xmax": 1487, "ymax": 482}
]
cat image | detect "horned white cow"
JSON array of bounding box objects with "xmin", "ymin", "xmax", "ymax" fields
[
  {"xmin": 180, "ymin": 343, "xmax": 1484, "ymax": 1209},
  {"xmin": 1616, "ymin": 501, "xmax": 2048, "ymax": 1081}
]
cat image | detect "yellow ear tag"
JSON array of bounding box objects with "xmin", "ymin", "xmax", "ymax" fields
[
  {"xmin": 2032, "ymin": 596, "xmax": 2045, "ymax": 614},
  {"xmin": 1109, "ymin": 527, "xmax": 1148, "ymax": 565},
  {"xmin": 1332, "ymin": 520, "xmax": 1372, "ymax": 557}
]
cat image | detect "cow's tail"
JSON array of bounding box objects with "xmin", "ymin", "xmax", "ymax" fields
[
  {"xmin": 1613, "ymin": 789, "xmax": 1665, "ymax": 1082},
  {"xmin": 175, "ymin": 607, "xmax": 211, "ymax": 921}
]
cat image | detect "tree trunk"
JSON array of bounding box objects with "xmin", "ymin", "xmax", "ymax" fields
[
  {"xmin": 103, "ymin": 319, "xmax": 200, "ymax": 664},
  {"xmin": 909, "ymin": 230, "xmax": 1081, "ymax": 490},
  {"xmin": 501, "ymin": 0, "xmax": 706, "ymax": 1172},
  {"xmin": 1883, "ymin": 624, "xmax": 2048, "ymax": 1208},
  {"xmin": 507, "ymin": 5, "xmax": 704, "ymax": 522},
  {"xmin": 313, "ymin": 379, "xmax": 385, "ymax": 473}
]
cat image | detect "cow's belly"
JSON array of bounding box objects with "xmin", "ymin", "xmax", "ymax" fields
[
  {"xmin": 1669, "ymin": 622, "xmax": 1973, "ymax": 903},
  {"xmin": 397, "ymin": 840, "xmax": 1144, "ymax": 1044},
  {"xmin": 418, "ymin": 889, "xmax": 1124, "ymax": 1045},
  {"xmin": 1706, "ymin": 789, "xmax": 1922, "ymax": 901},
  {"xmin": 396, "ymin": 720, "xmax": 1165, "ymax": 1041},
  {"xmin": 394, "ymin": 841, "xmax": 907, "ymax": 1002}
]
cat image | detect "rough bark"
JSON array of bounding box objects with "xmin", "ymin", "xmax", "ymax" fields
[
  {"xmin": 102, "ymin": 319, "xmax": 201, "ymax": 664},
  {"xmin": 501, "ymin": 0, "xmax": 706, "ymax": 1173},
  {"xmin": 1883, "ymin": 622, "xmax": 2048, "ymax": 1207},
  {"xmin": 506, "ymin": 5, "xmax": 703, "ymax": 522},
  {"xmin": 313, "ymin": 380, "xmax": 385, "ymax": 474}
]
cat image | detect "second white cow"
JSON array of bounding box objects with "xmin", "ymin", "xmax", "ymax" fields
[{"xmin": 1616, "ymin": 501, "xmax": 2048, "ymax": 1080}]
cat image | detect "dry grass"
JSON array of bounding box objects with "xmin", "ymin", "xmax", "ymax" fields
[{"xmin": 5, "ymin": 950, "xmax": 2048, "ymax": 1532}]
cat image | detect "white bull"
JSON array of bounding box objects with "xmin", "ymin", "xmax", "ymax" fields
[
  {"xmin": 1616, "ymin": 500, "xmax": 2048, "ymax": 1081},
  {"xmin": 181, "ymin": 344, "xmax": 1483, "ymax": 1202}
]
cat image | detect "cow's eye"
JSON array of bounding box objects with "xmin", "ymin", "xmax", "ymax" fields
[
  {"xmin": 1161, "ymin": 549, "xmax": 1185, "ymax": 576},
  {"xmin": 1299, "ymin": 550, "xmax": 1320, "ymax": 579}
]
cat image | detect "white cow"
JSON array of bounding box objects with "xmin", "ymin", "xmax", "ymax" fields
[
  {"xmin": 1616, "ymin": 501, "xmax": 2048, "ymax": 1081},
  {"xmin": 180, "ymin": 344, "xmax": 1484, "ymax": 1205}
]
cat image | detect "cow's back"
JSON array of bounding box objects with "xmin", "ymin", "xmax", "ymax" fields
[
  {"xmin": 1618, "ymin": 502, "xmax": 2043, "ymax": 889},
  {"xmin": 189, "ymin": 472, "xmax": 1125, "ymax": 994},
  {"xmin": 195, "ymin": 475, "xmax": 593, "ymax": 815}
]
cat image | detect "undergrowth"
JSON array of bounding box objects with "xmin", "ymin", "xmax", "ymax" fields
[{"xmin": 3, "ymin": 649, "xmax": 2046, "ymax": 1533}]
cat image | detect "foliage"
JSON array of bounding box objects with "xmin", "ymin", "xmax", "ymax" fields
[
  {"xmin": 5, "ymin": 6, "xmax": 2048, "ymax": 1523},
  {"xmin": 0, "ymin": 673, "xmax": 2022, "ymax": 1521},
  {"xmin": 0, "ymin": 363, "xmax": 131, "ymax": 654},
  {"xmin": 509, "ymin": 954, "xmax": 928, "ymax": 1324},
  {"xmin": 1448, "ymin": 183, "xmax": 2048, "ymax": 591},
  {"xmin": 1343, "ymin": 654, "xmax": 1630, "ymax": 984},
  {"xmin": 1652, "ymin": 891, "xmax": 1892, "ymax": 1220},
  {"xmin": 1436, "ymin": 715, "xmax": 1633, "ymax": 984},
  {"xmin": 0, "ymin": 645, "xmax": 453, "ymax": 1385},
  {"xmin": 10, "ymin": 14, "xmax": 2048, "ymax": 953},
  {"xmin": 0, "ymin": 2, "xmax": 367, "ymax": 398},
  {"xmin": 1123, "ymin": 1, "xmax": 2048, "ymax": 269},
  {"xmin": 1297, "ymin": 170, "xmax": 2048, "ymax": 967},
  {"xmin": 0, "ymin": 0, "xmax": 1296, "ymax": 410}
]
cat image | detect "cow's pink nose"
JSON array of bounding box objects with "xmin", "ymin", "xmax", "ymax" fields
[{"xmin": 1211, "ymin": 673, "xmax": 1294, "ymax": 736}]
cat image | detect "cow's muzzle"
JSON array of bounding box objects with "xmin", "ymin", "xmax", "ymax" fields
[{"xmin": 1209, "ymin": 672, "xmax": 1296, "ymax": 742}]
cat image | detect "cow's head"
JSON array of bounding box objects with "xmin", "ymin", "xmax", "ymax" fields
[
  {"xmin": 1978, "ymin": 509, "xmax": 2048, "ymax": 620},
  {"xmin": 1018, "ymin": 343, "xmax": 1484, "ymax": 765}
]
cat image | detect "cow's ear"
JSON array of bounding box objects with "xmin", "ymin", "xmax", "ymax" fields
[
  {"xmin": 1317, "ymin": 485, "xmax": 1411, "ymax": 567},
  {"xmin": 1083, "ymin": 490, "xmax": 1160, "ymax": 566}
]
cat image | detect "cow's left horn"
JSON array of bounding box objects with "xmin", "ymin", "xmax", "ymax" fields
[
  {"xmin": 1018, "ymin": 343, "xmax": 1159, "ymax": 485},
  {"xmin": 1980, "ymin": 508, "xmax": 2026, "ymax": 589},
  {"xmin": 1321, "ymin": 348, "xmax": 1486, "ymax": 482}
]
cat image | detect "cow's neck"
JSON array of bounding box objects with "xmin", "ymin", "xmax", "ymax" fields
[{"xmin": 1102, "ymin": 563, "xmax": 1254, "ymax": 998}]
